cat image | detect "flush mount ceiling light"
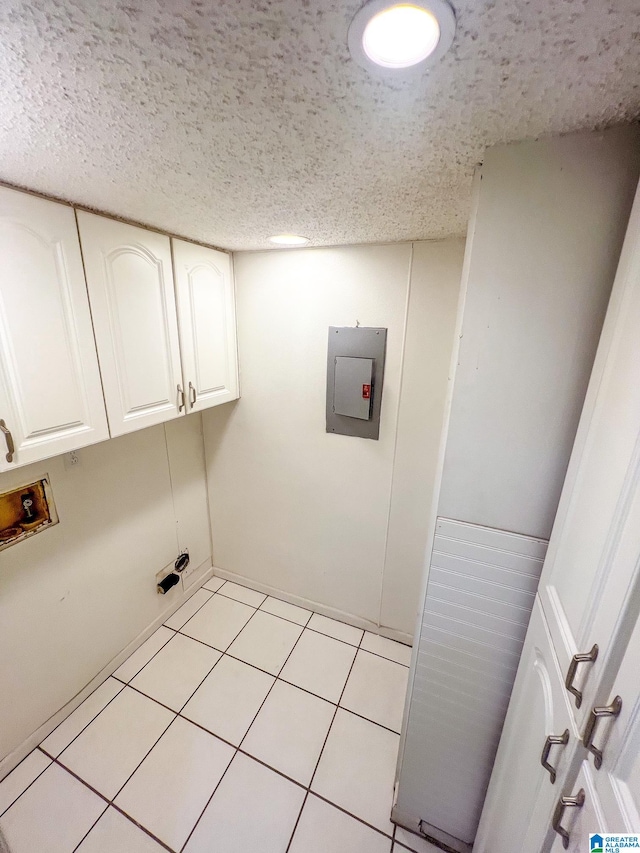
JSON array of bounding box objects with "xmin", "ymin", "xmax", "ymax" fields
[
  {"xmin": 268, "ymin": 234, "xmax": 310, "ymax": 247},
  {"xmin": 348, "ymin": 0, "xmax": 455, "ymax": 72}
]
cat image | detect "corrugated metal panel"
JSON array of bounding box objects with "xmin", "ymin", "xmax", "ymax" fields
[{"xmin": 395, "ymin": 518, "xmax": 547, "ymax": 848}]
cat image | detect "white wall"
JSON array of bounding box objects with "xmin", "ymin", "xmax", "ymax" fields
[
  {"xmin": 381, "ymin": 240, "xmax": 464, "ymax": 633},
  {"xmin": 439, "ymin": 125, "xmax": 640, "ymax": 538},
  {"xmin": 0, "ymin": 413, "xmax": 211, "ymax": 768},
  {"xmin": 204, "ymin": 240, "xmax": 463, "ymax": 637}
]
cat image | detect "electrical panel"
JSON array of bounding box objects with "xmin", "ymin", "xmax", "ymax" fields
[{"xmin": 326, "ymin": 326, "xmax": 387, "ymax": 440}]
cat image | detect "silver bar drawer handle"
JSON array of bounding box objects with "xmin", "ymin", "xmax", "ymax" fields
[
  {"xmin": 541, "ymin": 729, "xmax": 569, "ymax": 784},
  {"xmin": 189, "ymin": 381, "xmax": 197, "ymax": 409},
  {"xmin": 565, "ymin": 644, "xmax": 598, "ymax": 708},
  {"xmin": 583, "ymin": 695, "xmax": 622, "ymax": 769},
  {"xmin": 552, "ymin": 788, "xmax": 585, "ymax": 849},
  {"xmin": 0, "ymin": 419, "xmax": 15, "ymax": 463},
  {"xmin": 178, "ymin": 385, "xmax": 186, "ymax": 412}
]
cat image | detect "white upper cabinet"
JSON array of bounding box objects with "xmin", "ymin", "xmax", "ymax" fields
[
  {"xmin": 0, "ymin": 188, "xmax": 109, "ymax": 471},
  {"xmin": 172, "ymin": 239, "xmax": 239, "ymax": 412},
  {"xmin": 77, "ymin": 213, "xmax": 184, "ymax": 437}
]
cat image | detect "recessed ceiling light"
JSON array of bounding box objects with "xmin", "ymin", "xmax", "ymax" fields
[
  {"xmin": 268, "ymin": 234, "xmax": 310, "ymax": 247},
  {"xmin": 348, "ymin": 0, "xmax": 455, "ymax": 72}
]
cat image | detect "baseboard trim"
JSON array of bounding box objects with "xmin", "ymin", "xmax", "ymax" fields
[
  {"xmin": 212, "ymin": 566, "xmax": 413, "ymax": 646},
  {"xmin": 0, "ymin": 561, "xmax": 214, "ymax": 782}
]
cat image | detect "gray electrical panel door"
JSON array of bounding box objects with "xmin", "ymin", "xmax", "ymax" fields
[
  {"xmin": 326, "ymin": 326, "xmax": 387, "ymax": 440},
  {"xmin": 334, "ymin": 357, "xmax": 373, "ymax": 420}
]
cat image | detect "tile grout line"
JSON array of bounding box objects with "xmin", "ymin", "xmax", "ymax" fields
[
  {"xmin": 208, "ymin": 582, "xmax": 411, "ymax": 656},
  {"xmin": 0, "ymin": 753, "xmax": 53, "ymax": 820},
  {"xmin": 284, "ymin": 627, "xmax": 368, "ymax": 852},
  {"xmin": 177, "ymin": 606, "xmax": 312, "ymax": 853}
]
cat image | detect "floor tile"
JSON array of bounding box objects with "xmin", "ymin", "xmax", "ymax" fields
[
  {"xmin": 0, "ymin": 763, "xmax": 106, "ymax": 853},
  {"xmin": 202, "ymin": 576, "xmax": 225, "ymax": 592},
  {"xmin": 289, "ymin": 793, "xmax": 391, "ymax": 853},
  {"xmin": 41, "ymin": 678, "xmax": 124, "ymax": 757},
  {"xmin": 361, "ymin": 632, "xmax": 412, "ymax": 666},
  {"xmin": 59, "ymin": 686, "xmax": 174, "ymax": 799},
  {"xmin": 242, "ymin": 680, "xmax": 334, "ymax": 785},
  {"xmin": 340, "ymin": 650, "xmax": 409, "ymax": 732},
  {"xmin": 131, "ymin": 632, "xmax": 220, "ymax": 711},
  {"xmin": 259, "ymin": 595, "xmax": 312, "ymax": 626},
  {"xmin": 184, "ymin": 752, "xmax": 305, "ymax": 853},
  {"xmin": 218, "ymin": 580, "xmax": 266, "ymax": 608},
  {"xmin": 308, "ymin": 612, "xmax": 364, "ymax": 646},
  {"xmin": 0, "ymin": 750, "xmax": 51, "ymax": 817},
  {"xmin": 114, "ymin": 626, "xmax": 174, "ymax": 682},
  {"xmin": 312, "ymin": 709, "xmax": 399, "ymax": 835},
  {"xmin": 76, "ymin": 807, "xmax": 166, "ymax": 852},
  {"xmin": 227, "ymin": 610, "xmax": 303, "ymax": 675},
  {"xmin": 182, "ymin": 654, "xmax": 274, "ymax": 745},
  {"xmin": 181, "ymin": 593, "xmax": 255, "ymax": 651},
  {"xmin": 164, "ymin": 588, "xmax": 213, "ymax": 630},
  {"xmin": 394, "ymin": 827, "xmax": 442, "ymax": 852},
  {"xmin": 115, "ymin": 717, "xmax": 234, "ymax": 851},
  {"xmin": 280, "ymin": 629, "xmax": 357, "ymax": 702}
]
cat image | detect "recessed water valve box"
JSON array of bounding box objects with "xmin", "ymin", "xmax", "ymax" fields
[{"xmin": 326, "ymin": 326, "xmax": 387, "ymax": 440}]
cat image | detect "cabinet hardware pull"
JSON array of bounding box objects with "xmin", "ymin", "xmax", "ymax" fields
[
  {"xmin": 0, "ymin": 419, "xmax": 15, "ymax": 463},
  {"xmin": 583, "ymin": 695, "xmax": 622, "ymax": 769},
  {"xmin": 565, "ymin": 644, "xmax": 598, "ymax": 708},
  {"xmin": 178, "ymin": 385, "xmax": 186, "ymax": 412},
  {"xmin": 552, "ymin": 788, "xmax": 585, "ymax": 849},
  {"xmin": 541, "ymin": 729, "xmax": 569, "ymax": 783},
  {"xmin": 189, "ymin": 382, "xmax": 197, "ymax": 408}
]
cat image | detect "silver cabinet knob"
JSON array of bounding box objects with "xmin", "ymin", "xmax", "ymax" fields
[
  {"xmin": 583, "ymin": 695, "xmax": 622, "ymax": 769},
  {"xmin": 552, "ymin": 788, "xmax": 585, "ymax": 849},
  {"xmin": 541, "ymin": 729, "xmax": 569, "ymax": 784},
  {"xmin": 565, "ymin": 644, "xmax": 598, "ymax": 708},
  {"xmin": 0, "ymin": 419, "xmax": 15, "ymax": 463}
]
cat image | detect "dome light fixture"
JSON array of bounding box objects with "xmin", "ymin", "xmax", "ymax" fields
[
  {"xmin": 348, "ymin": 0, "xmax": 456, "ymax": 72},
  {"xmin": 268, "ymin": 234, "xmax": 310, "ymax": 247}
]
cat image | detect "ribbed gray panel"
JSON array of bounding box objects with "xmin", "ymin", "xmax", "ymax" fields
[{"xmin": 395, "ymin": 518, "xmax": 547, "ymax": 847}]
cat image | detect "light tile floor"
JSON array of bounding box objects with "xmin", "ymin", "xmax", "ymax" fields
[{"xmin": 0, "ymin": 577, "xmax": 441, "ymax": 853}]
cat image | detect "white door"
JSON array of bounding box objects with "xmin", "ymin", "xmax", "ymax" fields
[
  {"xmin": 172, "ymin": 239, "xmax": 239, "ymax": 411},
  {"xmin": 77, "ymin": 213, "xmax": 184, "ymax": 436},
  {"xmin": 474, "ymin": 599, "xmax": 577, "ymax": 853},
  {"xmin": 538, "ymin": 180, "xmax": 640, "ymax": 731},
  {"xmin": 0, "ymin": 187, "xmax": 109, "ymax": 470}
]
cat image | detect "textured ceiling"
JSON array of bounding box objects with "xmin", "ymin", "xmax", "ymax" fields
[{"xmin": 1, "ymin": 1, "xmax": 639, "ymax": 251}]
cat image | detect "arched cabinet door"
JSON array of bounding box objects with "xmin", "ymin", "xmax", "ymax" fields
[
  {"xmin": 0, "ymin": 187, "xmax": 108, "ymax": 470},
  {"xmin": 77, "ymin": 213, "xmax": 184, "ymax": 436},
  {"xmin": 474, "ymin": 599, "xmax": 577, "ymax": 853},
  {"xmin": 172, "ymin": 239, "xmax": 239, "ymax": 412}
]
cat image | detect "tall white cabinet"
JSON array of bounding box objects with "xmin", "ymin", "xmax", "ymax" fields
[
  {"xmin": 0, "ymin": 188, "xmax": 109, "ymax": 471},
  {"xmin": 475, "ymin": 179, "xmax": 640, "ymax": 852},
  {"xmin": 76, "ymin": 213, "xmax": 185, "ymax": 437}
]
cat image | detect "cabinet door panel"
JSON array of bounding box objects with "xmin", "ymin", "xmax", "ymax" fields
[
  {"xmin": 589, "ymin": 600, "xmax": 640, "ymax": 835},
  {"xmin": 172, "ymin": 240, "xmax": 239, "ymax": 411},
  {"xmin": 0, "ymin": 187, "xmax": 108, "ymax": 469},
  {"xmin": 474, "ymin": 599, "xmax": 578, "ymax": 853},
  {"xmin": 78, "ymin": 213, "xmax": 183, "ymax": 436},
  {"xmin": 538, "ymin": 182, "xmax": 640, "ymax": 730}
]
